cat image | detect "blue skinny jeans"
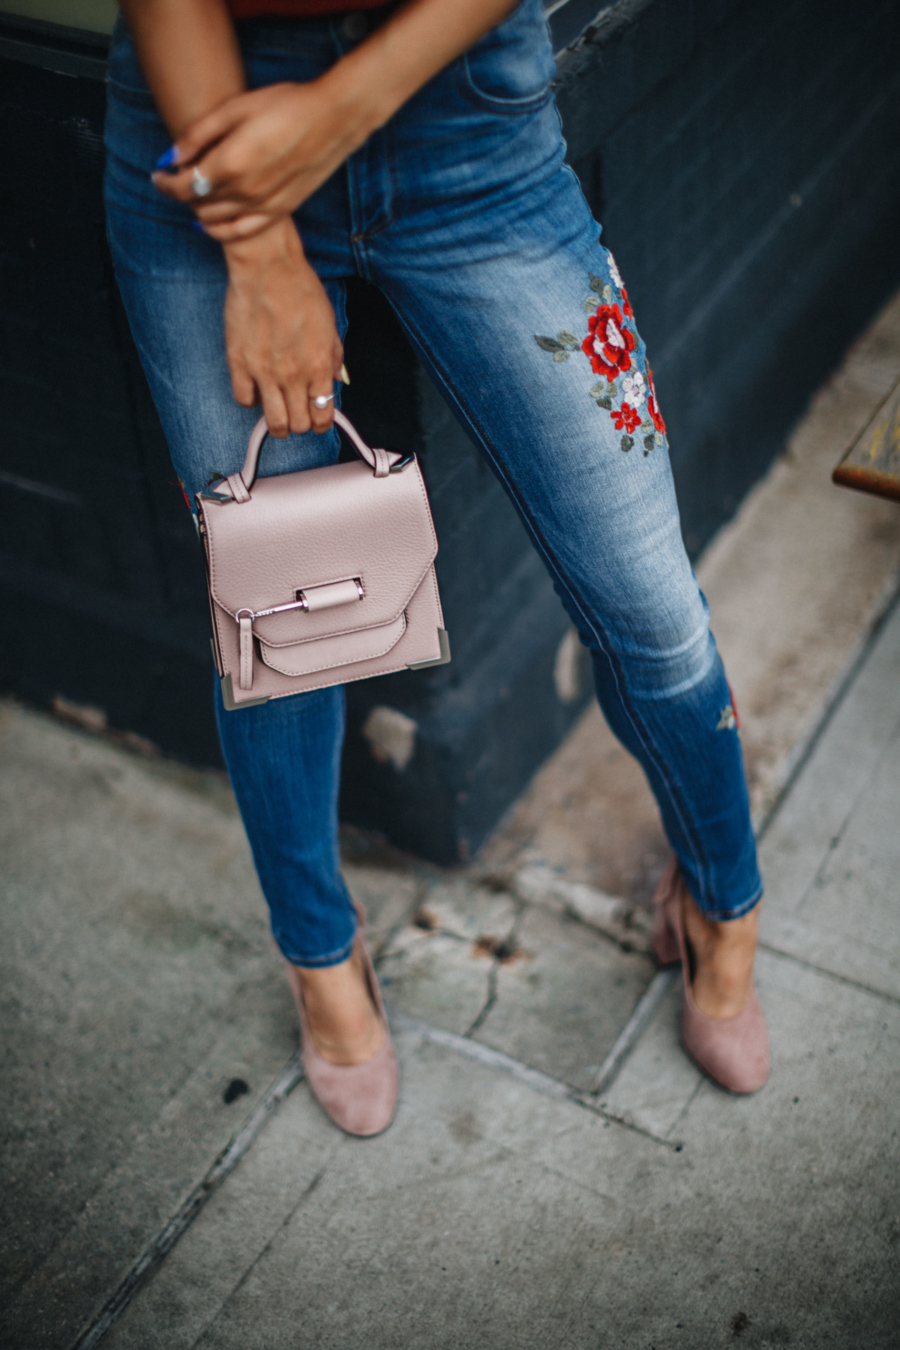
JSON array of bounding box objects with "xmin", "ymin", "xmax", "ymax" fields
[{"xmin": 103, "ymin": 0, "xmax": 762, "ymax": 966}]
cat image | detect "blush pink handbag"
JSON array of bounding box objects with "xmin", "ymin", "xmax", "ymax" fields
[{"xmin": 197, "ymin": 411, "xmax": 450, "ymax": 710}]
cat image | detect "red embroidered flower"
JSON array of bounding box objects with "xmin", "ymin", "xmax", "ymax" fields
[
  {"xmin": 611, "ymin": 402, "xmax": 642, "ymax": 434},
  {"xmin": 621, "ymin": 287, "xmax": 634, "ymax": 318},
  {"xmin": 582, "ymin": 303, "xmax": 635, "ymax": 380},
  {"xmin": 647, "ymin": 365, "xmax": 666, "ymax": 434}
]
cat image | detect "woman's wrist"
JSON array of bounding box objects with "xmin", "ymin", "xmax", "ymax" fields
[{"xmin": 223, "ymin": 215, "xmax": 306, "ymax": 276}]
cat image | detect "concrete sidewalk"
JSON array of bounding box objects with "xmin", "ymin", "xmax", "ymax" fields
[
  {"xmin": 9, "ymin": 592, "xmax": 896, "ymax": 1350},
  {"xmin": 3, "ymin": 294, "xmax": 900, "ymax": 1349},
  {"xmin": 92, "ymin": 600, "xmax": 900, "ymax": 1348}
]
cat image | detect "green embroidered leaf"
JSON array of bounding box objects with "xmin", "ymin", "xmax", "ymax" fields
[
  {"xmin": 589, "ymin": 273, "xmax": 603, "ymax": 295},
  {"xmin": 557, "ymin": 331, "xmax": 579, "ymax": 348},
  {"xmin": 644, "ymin": 435, "xmax": 655, "ymax": 451},
  {"xmin": 640, "ymin": 419, "xmax": 653, "ymax": 432},
  {"xmin": 534, "ymin": 335, "xmax": 563, "ymax": 352},
  {"xmin": 606, "ymin": 383, "xmax": 617, "ymax": 398},
  {"xmin": 553, "ymin": 349, "xmax": 570, "ymax": 362},
  {"xmin": 596, "ymin": 397, "xmax": 613, "ymax": 409},
  {"xmin": 589, "ymin": 382, "xmax": 607, "ymax": 398},
  {"xmin": 602, "ymin": 284, "xmax": 613, "ymax": 303},
  {"xmin": 621, "ymin": 435, "xmax": 634, "ymax": 453},
  {"xmin": 655, "ymin": 431, "xmax": 665, "ymax": 446},
  {"xmin": 583, "ymin": 297, "xmax": 597, "ymax": 313}
]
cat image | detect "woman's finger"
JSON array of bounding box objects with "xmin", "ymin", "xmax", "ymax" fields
[
  {"xmin": 200, "ymin": 214, "xmax": 273, "ymax": 243},
  {"xmin": 258, "ymin": 382, "xmax": 291, "ymax": 440},
  {"xmin": 284, "ymin": 380, "xmax": 314, "ymax": 436},
  {"xmin": 227, "ymin": 352, "xmax": 258, "ymax": 411},
  {"xmin": 192, "ymin": 196, "xmax": 250, "ymax": 223},
  {"xmin": 152, "ymin": 163, "xmax": 216, "ymax": 204},
  {"xmin": 306, "ymin": 384, "xmax": 336, "ymax": 435},
  {"xmin": 153, "ymin": 136, "xmax": 251, "ymax": 205}
]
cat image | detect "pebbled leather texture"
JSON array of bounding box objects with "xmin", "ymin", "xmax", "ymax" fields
[{"xmin": 198, "ymin": 413, "xmax": 447, "ymax": 706}]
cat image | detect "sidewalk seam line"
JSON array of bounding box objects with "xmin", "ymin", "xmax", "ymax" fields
[
  {"xmin": 391, "ymin": 1012, "xmax": 681, "ymax": 1150},
  {"xmin": 753, "ymin": 565, "xmax": 900, "ymax": 842},
  {"xmin": 758, "ymin": 941, "xmax": 900, "ymax": 1005},
  {"xmin": 193, "ymin": 1163, "xmax": 329, "ymax": 1350},
  {"xmin": 69, "ymin": 1051, "xmax": 304, "ymax": 1350},
  {"xmin": 584, "ymin": 968, "xmax": 679, "ymax": 1096}
]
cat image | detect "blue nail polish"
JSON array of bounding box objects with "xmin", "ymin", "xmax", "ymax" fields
[
  {"xmin": 192, "ymin": 220, "xmax": 206, "ymax": 234},
  {"xmin": 154, "ymin": 145, "xmax": 178, "ymax": 171}
]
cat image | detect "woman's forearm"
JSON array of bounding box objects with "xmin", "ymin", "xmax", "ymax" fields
[
  {"xmin": 123, "ymin": 0, "xmax": 519, "ymax": 150},
  {"xmin": 118, "ymin": 0, "xmax": 245, "ymax": 137},
  {"xmin": 317, "ymin": 0, "xmax": 523, "ymax": 149},
  {"xmin": 149, "ymin": 0, "xmax": 522, "ymax": 239},
  {"xmin": 319, "ymin": 0, "xmax": 522, "ymax": 148}
]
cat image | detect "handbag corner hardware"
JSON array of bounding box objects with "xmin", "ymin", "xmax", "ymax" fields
[
  {"xmin": 406, "ymin": 628, "xmax": 451, "ymax": 670},
  {"xmin": 197, "ymin": 492, "xmax": 235, "ymax": 506},
  {"xmin": 220, "ymin": 674, "xmax": 272, "ymax": 712}
]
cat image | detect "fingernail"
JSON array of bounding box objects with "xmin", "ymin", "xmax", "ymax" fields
[
  {"xmin": 154, "ymin": 145, "xmax": 179, "ymax": 171},
  {"xmin": 191, "ymin": 220, "xmax": 206, "ymax": 234},
  {"xmin": 340, "ymin": 363, "xmax": 351, "ymax": 385}
]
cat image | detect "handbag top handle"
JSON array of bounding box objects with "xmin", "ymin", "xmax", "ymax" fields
[{"xmin": 221, "ymin": 411, "xmax": 405, "ymax": 503}]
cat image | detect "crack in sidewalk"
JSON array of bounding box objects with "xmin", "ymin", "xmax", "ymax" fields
[{"xmin": 70, "ymin": 1051, "xmax": 305, "ymax": 1350}]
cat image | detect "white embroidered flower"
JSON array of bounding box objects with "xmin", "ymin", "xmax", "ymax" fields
[
  {"xmin": 622, "ymin": 372, "xmax": 646, "ymax": 408},
  {"xmin": 607, "ymin": 252, "xmax": 624, "ymax": 291},
  {"xmin": 605, "ymin": 318, "xmax": 626, "ymax": 349}
]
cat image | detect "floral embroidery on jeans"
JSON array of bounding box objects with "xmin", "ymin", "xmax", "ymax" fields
[
  {"xmin": 611, "ymin": 402, "xmax": 642, "ymax": 435},
  {"xmin": 647, "ymin": 365, "xmax": 666, "ymax": 436},
  {"xmin": 621, "ymin": 371, "xmax": 646, "ymax": 409},
  {"xmin": 533, "ymin": 330, "xmax": 581, "ymax": 362},
  {"xmin": 533, "ymin": 247, "xmax": 668, "ymax": 456},
  {"xmin": 582, "ymin": 303, "xmax": 634, "ymax": 381}
]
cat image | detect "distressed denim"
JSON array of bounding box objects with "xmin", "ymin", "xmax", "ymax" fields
[{"xmin": 103, "ymin": 0, "xmax": 761, "ymax": 964}]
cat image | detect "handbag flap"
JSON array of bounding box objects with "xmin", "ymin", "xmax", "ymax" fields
[
  {"xmin": 202, "ymin": 457, "xmax": 437, "ymax": 646},
  {"xmin": 259, "ymin": 613, "xmax": 407, "ymax": 678}
]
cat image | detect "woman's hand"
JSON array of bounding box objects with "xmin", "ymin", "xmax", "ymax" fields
[
  {"xmin": 149, "ymin": 0, "xmax": 520, "ymax": 242},
  {"xmin": 223, "ymin": 217, "xmax": 343, "ymax": 436},
  {"xmin": 152, "ymin": 80, "xmax": 368, "ymax": 242}
]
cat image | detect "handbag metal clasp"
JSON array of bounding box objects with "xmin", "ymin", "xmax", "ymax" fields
[{"xmin": 234, "ymin": 578, "xmax": 365, "ymax": 624}]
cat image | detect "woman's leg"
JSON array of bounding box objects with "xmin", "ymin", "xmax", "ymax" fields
[
  {"xmin": 104, "ymin": 17, "xmax": 395, "ymax": 1076},
  {"xmin": 381, "ymin": 235, "xmax": 762, "ymax": 1013},
  {"xmin": 363, "ymin": 4, "xmax": 761, "ymax": 1007},
  {"xmin": 103, "ymin": 21, "xmax": 359, "ymax": 977}
]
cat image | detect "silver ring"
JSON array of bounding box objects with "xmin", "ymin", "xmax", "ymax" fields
[
  {"xmin": 312, "ymin": 393, "xmax": 334, "ymax": 409},
  {"xmin": 192, "ymin": 167, "xmax": 213, "ymax": 198}
]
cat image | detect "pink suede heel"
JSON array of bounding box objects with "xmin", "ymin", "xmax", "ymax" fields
[
  {"xmin": 287, "ymin": 922, "xmax": 398, "ymax": 1137},
  {"xmin": 651, "ymin": 859, "xmax": 681, "ymax": 966},
  {"xmin": 655, "ymin": 862, "xmax": 769, "ymax": 1094}
]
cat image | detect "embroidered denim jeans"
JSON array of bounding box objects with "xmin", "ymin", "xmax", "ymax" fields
[{"xmin": 103, "ymin": 0, "xmax": 762, "ymax": 966}]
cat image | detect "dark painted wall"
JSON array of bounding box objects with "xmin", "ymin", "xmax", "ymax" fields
[{"xmin": 1, "ymin": 1, "xmax": 899, "ymax": 861}]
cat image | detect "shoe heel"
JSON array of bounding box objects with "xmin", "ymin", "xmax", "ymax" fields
[
  {"xmin": 651, "ymin": 859, "xmax": 681, "ymax": 966},
  {"xmin": 652, "ymin": 910, "xmax": 680, "ymax": 965}
]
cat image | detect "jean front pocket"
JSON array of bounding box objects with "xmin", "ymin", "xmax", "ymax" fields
[{"xmin": 457, "ymin": 0, "xmax": 555, "ymax": 114}]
